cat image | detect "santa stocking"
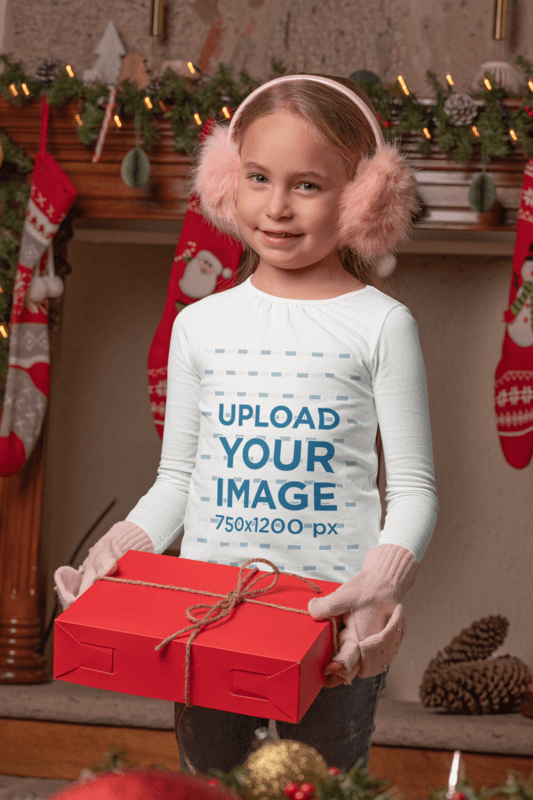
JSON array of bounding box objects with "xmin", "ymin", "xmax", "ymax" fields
[
  {"xmin": 147, "ymin": 119, "xmax": 244, "ymax": 438},
  {"xmin": 494, "ymin": 159, "xmax": 533, "ymax": 469},
  {"xmin": 0, "ymin": 98, "xmax": 77, "ymax": 477}
]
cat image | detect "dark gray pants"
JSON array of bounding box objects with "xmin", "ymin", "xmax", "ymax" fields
[{"xmin": 175, "ymin": 669, "xmax": 388, "ymax": 774}]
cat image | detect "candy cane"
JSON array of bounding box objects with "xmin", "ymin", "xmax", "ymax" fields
[{"xmin": 92, "ymin": 85, "xmax": 117, "ymax": 164}]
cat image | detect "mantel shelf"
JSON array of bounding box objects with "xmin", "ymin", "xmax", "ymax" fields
[{"xmin": 0, "ymin": 98, "xmax": 528, "ymax": 232}]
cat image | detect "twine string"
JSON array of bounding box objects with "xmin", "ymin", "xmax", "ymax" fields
[{"xmin": 99, "ymin": 557, "xmax": 339, "ymax": 774}]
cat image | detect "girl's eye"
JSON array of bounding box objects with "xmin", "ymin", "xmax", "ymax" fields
[
  {"xmin": 300, "ymin": 182, "xmax": 319, "ymax": 192},
  {"xmin": 249, "ymin": 174, "xmax": 268, "ymax": 184}
]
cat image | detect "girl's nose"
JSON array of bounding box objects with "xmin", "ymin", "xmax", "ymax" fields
[{"xmin": 266, "ymin": 187, "xmax": 292, "ymax": 219}]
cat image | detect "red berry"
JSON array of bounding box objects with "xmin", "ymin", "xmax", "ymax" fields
[
  {"xmin": 328, "ymin": 767, "xmax": 341, "ymax": 776},
  {"xmin": 206, "ymin": 778, "xmax": 220, "ymax": 786},
  {"xmin": 300, "ymin": 784, "xmax": 316, "ymax": 798},
  {"xmin": 383, "ymin": 120, "xmax": 391, "ymax": 128},
  {"xmin": 284, "ymin": 782, "xmax": 300, "ymax": 798},
  {"xmin": 528, "ymin": 111, "xmax": 533, "ymax": 118},
  {"xmin": 293, "ymin": 792, "xmax": 308, "ymax": 800},
  {"xmin": 453, "ymin": 793, "xmax": 466, "ymax": 800},
  {"xmin": 377, "ymin": 114, "xmax": 382, "ymax": 121}
]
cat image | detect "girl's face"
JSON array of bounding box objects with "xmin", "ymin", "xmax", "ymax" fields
[{"xmin": 235, "ymin": 111, "xmax": 349, "ymax": 278}]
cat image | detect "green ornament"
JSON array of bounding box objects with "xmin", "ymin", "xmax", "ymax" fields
[
  {"xmin": 468, "ymin": 172, "xmax": 496, "ymax": 213},
  {"xmin": 120, "ymin": 147, "xmax": 150, "ymax": 188}
]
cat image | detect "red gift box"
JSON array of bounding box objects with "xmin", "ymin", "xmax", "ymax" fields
[{"xmin": 54, "ymin": 552, "xmax": 341, "ymax": 723}]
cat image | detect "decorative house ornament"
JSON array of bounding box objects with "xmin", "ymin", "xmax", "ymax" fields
[{"xmin": 83, "ymin": 21, "xmax": 126, "ymax": 85}]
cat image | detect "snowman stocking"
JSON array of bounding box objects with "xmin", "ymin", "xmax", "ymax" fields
[
  {"xmin": 494, "ymin": 160, "xmax": 533, "ymax": 469},
  {"xmin": 147, "ymin": 120, "xmax": 244, "ymax": 438},
  {"xmin": 0, "ymin": 98, "xmax": 77, "ymax": 477}
]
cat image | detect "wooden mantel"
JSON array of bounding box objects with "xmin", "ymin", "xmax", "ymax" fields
[
  {"xmin": 0, "ymin": 96, "xmax": 529, "ymax": 684},
  {"xmin": 0, "ymin": 96, "xmax": 528, "ymax": 228}
]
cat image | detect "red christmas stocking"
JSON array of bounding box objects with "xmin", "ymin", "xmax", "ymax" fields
[
  {"xmin": 147, "ymin": 120, "xmax": 244, "ymax": 438},
  {"xmin": 0, "ymin": 98, "xmax": 77, "ymax": 477},
  {"xmin": 494, "ymin": 159, "xmax": 533, "ymax": 469}
]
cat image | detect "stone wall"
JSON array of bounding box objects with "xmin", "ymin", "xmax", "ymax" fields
[{"xmin": 2, "ymin": 0, "xmax": 532, "ymax": 95}]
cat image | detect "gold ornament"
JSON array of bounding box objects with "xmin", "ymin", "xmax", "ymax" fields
[{"xmin": 243, "ymin": 740, "xmax": 329, "ymax": 800}]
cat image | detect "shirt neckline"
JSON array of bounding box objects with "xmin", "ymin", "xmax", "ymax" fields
[{"xmin": 244, "ymin": 276, "xmax": 374, "ymax": 306}]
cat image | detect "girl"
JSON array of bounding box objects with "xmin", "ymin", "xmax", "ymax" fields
[{"xmin": 55, "ymin": 73, "xmax": 438, "ymax": 775}]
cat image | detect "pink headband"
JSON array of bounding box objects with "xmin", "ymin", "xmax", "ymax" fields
[{"xmin": 228, "ymin": 74, "xmax": 386, "ymax": 149}]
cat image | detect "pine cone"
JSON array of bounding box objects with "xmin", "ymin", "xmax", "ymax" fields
[
  {"xmin": 146, "ymin": 77, "xmax": 165, "ymax": 97},
  {"xmin": 420, "ymin": 656, "xmax": 532, "ymax": 714},
  {"xmin": 443, "ymin": 93, "xmax": 479, "ymax": 127},
  {"xmin": 34, "ymin": 58, "xmax": 63, "ymax": 86},
  {"xmin": 440, "ymin": 615, "xmax": 508, "ymax": 664}
]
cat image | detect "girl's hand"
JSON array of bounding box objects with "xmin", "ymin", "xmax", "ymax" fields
[
  {"xmin": 308, "ymin": 544, "xmax": 418, "ymax": 685},
  {"xmin": 54, "ymin": 522, "xmax": 154, "ymax": 610}
]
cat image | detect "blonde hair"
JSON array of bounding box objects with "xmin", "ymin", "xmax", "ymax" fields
[{"xmin": 232, "ymin": 72, "xmax": 393, "ymax": 296}]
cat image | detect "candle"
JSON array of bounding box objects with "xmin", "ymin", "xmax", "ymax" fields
[
  {"xmin": 152, "ymin": 0, "xmax": 164, "ymax": 36},
  {"xmin": 493, "ymin": 0, "xmax": 507, "ymax": 40}
]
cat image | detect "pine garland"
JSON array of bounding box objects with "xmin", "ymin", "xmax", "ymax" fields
[
  {"xmin": 1, "ymin": 54, "xmax": 533, "ymax": 159},
  {"xmin": 81, "ymin": 745, "xmax": 533, "ymax": 800}
]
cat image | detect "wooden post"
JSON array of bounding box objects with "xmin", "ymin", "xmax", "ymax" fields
[{"xmin": 0, "ymin": 427, "xmax": 48, "ymax": 683}]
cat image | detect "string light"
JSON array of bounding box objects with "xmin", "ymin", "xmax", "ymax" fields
[
  {"xmin": 21, "ymin": 83, "xmax": 30, "ymax": 96},
  {"xmin": 144, "ymin": 96, "xmax": 153, "ymax": 109},
  {"xmin": 187, "ymin": 62, "xmax": 196, "ymax": 74},
  {"xmin": 113, "ymin": 113, "xmax": 122, "ymax": 128},
  {"xmin": 75, "ymin": 114, "xmax": 83, "ymax": 126},
  {"xmin": 397, "ymin": 75, "xmax": 410, "ymax": 96},
  {"xmin": 9, "ymin": 83, "xmax": 18, "ymax": 97},
  {"xmin": 66, "ymin": 65, "xmax": 74, "ymax": 78},
  {"xmin": 446, "ymin": 73, "xmax": 454, "ymax": 87},
  {"xmin": 529, "ymin": 80, "xmax": 533, "ymax": 92},
  {"xmin": 509, "ymin": 128, "xmax": 518, "ymax": 142},
  {"xmin": 423, "ymin": 127, "xmax": 432, "ymax": 139},
  {"xmin": 484, "ymin": 77, "xmax": 492, "ymax": 90},
  {"xmin": 193, "ymin": 112, "xmax": 202, "ymax": 126},
  {"xmin": 471, "ymin": 125, "xmax": 480, "ymax": 137},
  {"xmin": 0, "ymin": 324, "xmax": 8, "ymax": 339},
  {"xmin": 221, "ymin": 106, "xmax": 231, "ymax": 119}
]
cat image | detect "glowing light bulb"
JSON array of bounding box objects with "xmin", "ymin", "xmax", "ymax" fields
[
  {"xmin": 21, "ymin": 83, "xmax": 30, "ymax": 96},
  {"xmin": 66, "ymin": 65, "xmax": 74, "ymax": 78},
  {"xmin": 423, "ymin": 127, "xmax": 431, "ymax": 139},
  {"xmin": 187, "ymin": 62, "xmax": 196, "ymax": 74},
  {"xmin": 509, "ymin": 128, "xmax": 518, "ymax": 142},
  {"xmin": 484, "ymin": 77, "xmax": 492, "ymax": 90},
  {"xmin": 398, "ymin": 75, "xmax": 410, "ymax": 96},
  {"xmin": 144, "ymin": 96, "xmax": 153, "ymax": 109},
  {"xmin": 75, "ymin": 114, "xmax": 83, "ymax": 126},
  {"xmin": 0, "ymin": 324, "xmax": 8, "ymax": 339},
  {"xmin": 113, "ymin": 114, "xmax": 122, "ymax": 128},
  {"xmin": 221, "ymin": 106, "xmax": 231, "ymax": 119},
  {"xmin": 194, "ymin": 112, "xmax": 202, "ymax": 125},
  {"xmin": 9, "ymin": 84, "xmax": 18, "ymax": 97},
  {"xmin": 471, "ymin": 125, "xmax": 480, "ymax": 137},
  {"xmin": 529, "ymin": 80, "xmax": 533, "ymax": 92},
  {"xmin": 446, "ymin": 73, "xmax": 454, "ymax": 87}
]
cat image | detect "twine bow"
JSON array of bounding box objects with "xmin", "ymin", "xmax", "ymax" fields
[{"xmin": 100, "ymin": 557, "xmax": 339, "ymax": 773}]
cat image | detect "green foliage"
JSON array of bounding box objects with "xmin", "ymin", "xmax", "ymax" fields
[
  {"xmin": 1, "ymin": 54, "xmax": 532, "ymax": 161},
  {"xmin": 0, "ymin": 131, "xmax": 33, "ymax": 399}
]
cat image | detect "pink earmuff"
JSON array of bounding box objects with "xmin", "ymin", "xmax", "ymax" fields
[{"xmin": 192, "ymin": 75, "xmax": 419, "ymax": 272}]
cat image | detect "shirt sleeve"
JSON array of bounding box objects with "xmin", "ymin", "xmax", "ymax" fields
[
  {"xmin": 125, "ymin": 310, "xmax": 200, "ymax": 553},
  {"xmin": 371, "ymin": 304, "xmax": 439, "ymax": 563}
]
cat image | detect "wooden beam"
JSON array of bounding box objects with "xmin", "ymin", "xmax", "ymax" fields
[{"xmin": 0, "ymin": 430, "xmax": 47, "ymax": 684}]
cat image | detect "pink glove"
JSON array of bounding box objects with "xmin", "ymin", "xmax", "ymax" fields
[
  {"xmin": 54, "ymin": 522, "xmax": 154, "ymax": 610},
  {"xmin": 308, "ymin": 544, "xmax": 418, "ymax": 685}
]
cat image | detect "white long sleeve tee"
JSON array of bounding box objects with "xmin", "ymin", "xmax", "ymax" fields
[{"xmin": 126, "ymin": 277, "xmax": 438, "ymax": 582}]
